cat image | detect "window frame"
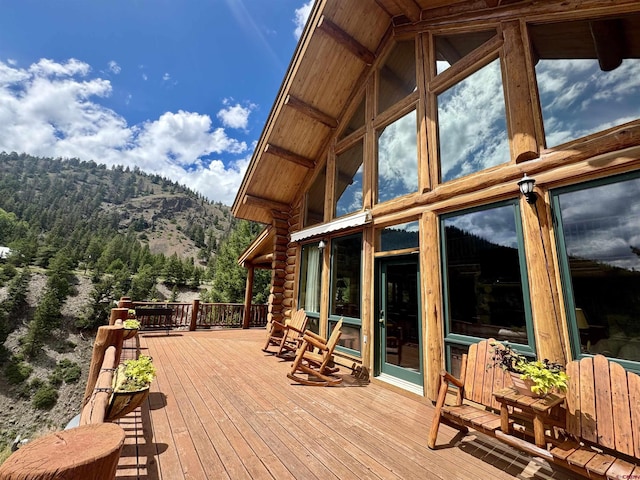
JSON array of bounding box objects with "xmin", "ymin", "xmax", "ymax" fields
[
  {"xmin": 551, "ymin": 171, "xmax": 640, "ymax": 372},
  {"xmin": 440, "ymin": 199, "xmax": 537, "ymax": 368}
]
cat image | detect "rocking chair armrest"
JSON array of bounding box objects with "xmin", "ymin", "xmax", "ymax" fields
[
  {"xmin": 272, "ymin": 320, "xmax": 287, "ymax": 329},
  {"xmin": 303, "ymin": 334, "xmax": 328, "ymax": 351},
  {"xmin": 287, "ymin": 325, "xmax": 305, "ymax": 334},
  {"xmin": 303, "ymin": 330, "xmax": 327, "ymax": 343},
  {"xmin": 440, "ymin": 370, "xmax": 464, "ymax": 389}
]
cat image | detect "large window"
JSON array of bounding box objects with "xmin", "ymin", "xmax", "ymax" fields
[
  {"xmin": 298, "ymin": 242, "xmax": 323, "ymax": 333},
  {"xmin": 530, "ymin": 14, "xmax": 640, "ymax": 148},
  {"xmin": 553, "ymin": 173, "xmax": 640, "ymax": 369},
  {"xmin": 335, "ymin": 140, "xmax": 364, "ymax": 218},
  {"xmin": 437, "ymin": 58, "xmax": 510, "ymax": 183},
  {"xmin": 377, "ymin": 110, "xmax": 418, "ymax": 204},
  {"xmin": 377, "ymin": 40, "xmax": 416, "ymax": 114},
  {"xmin": 442, "ymin": 201, "xmax": 534, "ymax": 367},
  {"xmin": 330, "ymin": 233, "xmax": 362, "ymax": 353},
  {"xmin": 304, "ymin": 166, "xmax": 326, "ymax": 227}
]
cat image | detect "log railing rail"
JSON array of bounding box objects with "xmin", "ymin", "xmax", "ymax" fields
[{"xmin": 128, "ymin": 299, "xmax": 268, "ymax": 330}]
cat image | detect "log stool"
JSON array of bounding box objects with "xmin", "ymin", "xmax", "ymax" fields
[{"xmin": 0, "ymin": 423, "xmax": 125, "ymax": 480}]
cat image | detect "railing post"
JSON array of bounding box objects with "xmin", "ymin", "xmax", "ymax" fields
[
  {"xmin": 82, "ymin": 324, "xmax": 123, "ymax": 411},
  {"xmin": 243, "ymin": 265, "xmax": 255, "ymax": 329},
  {"xmin": 190, "ymin": 299, "xmax": 199, "ymax": 331},
  {"xmin": 109, "ymin": 308, "xmax": 129, "ymax": 326}
]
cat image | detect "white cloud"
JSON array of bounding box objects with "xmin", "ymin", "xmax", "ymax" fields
[
  {"xmin": 293, "ymin": 1, "xmax": 313, "ymax": 39},
  {"xmin": 108, "ymin": 60, "xmax": 121, "ymax": 74},
  {"xmin": 162, "ymin": 72, "xmax": 171, "ymax": 81},
  {"xmin": 217, "ymin": 101, "xmax": 255, "ymax": 130},
  {"xmin": 0, "ymin": 58, "xmax": 252, "ymax": 205}
]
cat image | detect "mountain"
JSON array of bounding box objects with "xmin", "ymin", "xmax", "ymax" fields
[{"xmin": 0, "ymin": 151, "xmax": 234, "ymax": 267}]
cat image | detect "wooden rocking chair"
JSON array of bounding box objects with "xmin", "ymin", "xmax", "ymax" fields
[
  {"xmin": 287, "ymin": 319, "xmax": 343, "ymax": 386},
  {"xmin": 276, "ymin": 309, "xmax": 309, "ymax": 358},
  {"xmin": 262, "ymin": 309, "xmax": 307, "ymax": 354}
]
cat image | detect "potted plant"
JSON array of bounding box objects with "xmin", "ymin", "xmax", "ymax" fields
[
  {"xmin": 489, "ymin": 341, "xmax": 568, "ymax": 397},
  {"xmin": 106, "ymin": 355, "xmax": 156, "ymax": 421},
  {"xmin": 122, "ymin": 317, "xmax": 141, "ymax": 340}
]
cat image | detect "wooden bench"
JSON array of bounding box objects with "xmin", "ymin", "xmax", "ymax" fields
[
  {"xmin": 429, "ymin": 340, "xmax": 640, "ymax": 479},
  {"xmin": 548, "ymin": 355, "xmax": 640, "ymax": 479},
  {"xmin": 135, "ymin": 306, "xmax": 174, "ymax": 332},
  {"xmin": 428, "ymin": 338, "xmax": 511, "ymax": 449}
]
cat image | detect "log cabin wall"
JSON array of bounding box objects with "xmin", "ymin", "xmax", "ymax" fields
[{"xmin": 235, "ymin": 0, "xmax": 640, "ymax": 401}]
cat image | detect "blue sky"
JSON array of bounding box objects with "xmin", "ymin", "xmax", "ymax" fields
[{"xmin": 0, "ymin": 0, "xmax": 313, "ymax": 205}]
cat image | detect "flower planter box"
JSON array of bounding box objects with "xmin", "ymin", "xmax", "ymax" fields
[
  {"xmin": 122, "ymin": 328, "xmax": 138, "ymax": 341},
  {"xmin": 105, "ymin": 387, "xmax": 150, "ymax": 421}
]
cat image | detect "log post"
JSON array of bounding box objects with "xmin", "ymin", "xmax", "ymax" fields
[
  {"xmin": 0, "ymin": 423, "xmax": 125, "ymax": 480},
  {"xmin": 190, "ymin": 299, "xmax": 199, "ymax": 331},
  {"xmin": 109, "ymin": 308, "xmax": 129, "ymax": 326},
  {"xmin": 117, "ymin": 296, "xmax": 133, "ymax": 308},
  {"xmin": 243, "ymin": 265, "xmax": 255, "ymax": 329},
  {"xmin": 82, "ymin": 325, "xmax": 123, "ymax": 410},
  {"xmin": 80, "ymin": 346, "xmax": 117, "ymax": 425}
]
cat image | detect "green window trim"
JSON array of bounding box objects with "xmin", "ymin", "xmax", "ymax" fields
[{"xmin": 440, "ymin": 199, "xmax": 537, "ymax": 369}]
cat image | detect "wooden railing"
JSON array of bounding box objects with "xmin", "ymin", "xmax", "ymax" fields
[{"xmin": 125, "ymin": 299, "xmax": 268, "ymax": 330}]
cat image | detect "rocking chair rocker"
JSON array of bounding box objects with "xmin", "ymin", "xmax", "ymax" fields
[{"xmin": 287, "ymin": 319, "xmax": 343, "ymax": 386}]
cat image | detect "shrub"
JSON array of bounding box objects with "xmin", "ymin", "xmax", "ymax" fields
[
  {"xmin": 4, "ymin": 360, "xmax": 33, "ymax": 385},
  {"xmin": 32, "ymin": 384, "xmax": 58, "ymax": 410}
]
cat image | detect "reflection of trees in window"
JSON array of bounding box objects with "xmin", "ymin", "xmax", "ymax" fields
[
  {"xmin": 378, "ymin": 40, "xmax": 416, "ymax": 114},
  {"xmin": 530, "ymin": 14, "xmax": 640, "ymax": 148},
  {"xmin": 377, "ymin": 110, "xmax": 418, "ymax": 203},
  {"xmin": 435, "ymin": 30, "xmax": 496, "ymax": 75},
  {"xmin": 437, "ymin": 59, "xmax": 510, "ymax": 183},
  {"xmin": 443, "ymin": 203, "xmax": 530, "ymax": 345},
  {"xmin": 331, "ymin": 234, "xmax": 362, "ymax": 320},
  {"xmin": 554, "ymin": 175, "xmax": 640, "ymax": 364},
  {"xmin": 335, "ymin": 140, "xmax": 363, "ymax": 218},
  {"xmin": 304, "ymin": 166, "xmax": 326, "ymax": 227},
  {"xmin": 379, "ymin": 221, "xmax": 419, "ymax": 252}
]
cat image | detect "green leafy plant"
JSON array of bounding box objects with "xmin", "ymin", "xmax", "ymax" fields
[
  {"xmin": 113, "ymin": 355, "xmax": 156, "ymax": 392},
  {"xmin": 490, "ymin": 341, "xmax": 568, "ymax": 396},
  {"xmin": 123, "ymin": 319, "xmax": 141, "ymax": 330}
]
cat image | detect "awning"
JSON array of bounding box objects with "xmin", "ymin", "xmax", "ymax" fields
[{"xmin": 290, "ymin": 210, "xmax": 372, "ymax": 243}]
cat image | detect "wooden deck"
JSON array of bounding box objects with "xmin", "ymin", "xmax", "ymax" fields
[{"xmin": 115, "ymin": 329, "xmax": 577, "ymax": 480}]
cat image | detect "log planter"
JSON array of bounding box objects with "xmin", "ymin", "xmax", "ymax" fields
[{"xmin": 105, "ymin": 387, "xmax": 150, "ymax": 421}]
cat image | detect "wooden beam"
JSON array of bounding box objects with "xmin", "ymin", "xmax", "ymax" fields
[
  {"xmin": 377, "ymin": 0, "xmax": 422, "ymax": 23},
  {"xmin": 317, "ymin": 16, "xmax": 376, "ymax": 66},
  {"xmin": 251, "ymin": 253, "xmax": 274, "ymax": 266},
  {"xmin": 264, "ymin": 143, "xmax": 315, "ymax": 169},
  {"xmin": 284, "ymin": 95, "xmax": 338, "ymax": 129},
  {"xmin": 589, "ymin": 19, "xmax": 624, "ymax": 72},
  {"xmin": 243, "ymin": 194, "xmax": 290, "ymax": 213}
]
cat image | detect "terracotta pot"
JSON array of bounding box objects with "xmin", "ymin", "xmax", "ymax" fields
[
  {"xmin": 509, "ymin": 371, "xmax": 543, "ymax": 398},
  {"xmin": 105, "ymin": 387, "xmax": 150, "ymax": 421}
]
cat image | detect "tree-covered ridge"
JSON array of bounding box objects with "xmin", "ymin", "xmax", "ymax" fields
[{"xmin": 0, "ymin": 151, "xmax": 232, "ymax": 269}]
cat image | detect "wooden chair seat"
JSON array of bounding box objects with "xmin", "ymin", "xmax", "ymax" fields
[{"xmin": 288, "ymin": 319, "xmax": 343, "ymax": 386}]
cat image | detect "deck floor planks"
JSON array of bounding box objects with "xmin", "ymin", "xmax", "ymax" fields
[
  {"xmin": 188, "ymin": 335, "xmax": 386, "ymax": 480},
  {"xmin": 180, "ymin": 335, "xmax": 333, "ymax": 480},
  {"xmin": 154, "ymin": 335, "xmax": 271, "ymax": 480},
  {"xmin": 150, "ymin": 338, "xmax": 231, "ymax": 480},
  {"xmin": 116, "ymin": 329, "xmax": 576, "ymax": 480},
  {"xmin": 150, "ymin": 335, "xmax": 290, "ymax": 480},
  {"xmin": 147, "ymin": 335, "xmax": 208, "ymax": 479},
  {"xmin": 207, "ymin": 334, "xmax": 490, "ymax": 480}
]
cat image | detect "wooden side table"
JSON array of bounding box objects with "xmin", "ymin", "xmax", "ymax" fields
[
  {"xmin": 0, "ymin": 423, "xmax": 125, "ymax": 480},
  {"xmin": 493, "ymin": 387, "xmax": 566, "ymax": 448}
]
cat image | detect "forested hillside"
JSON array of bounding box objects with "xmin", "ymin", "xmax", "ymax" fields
[
  {"xmin": 0, "ymin": 151, "xmax": 233, "ymax": 272},
  {"xmin": 0, "ymin": 152, "xmax": 270, "ymax": 457}
]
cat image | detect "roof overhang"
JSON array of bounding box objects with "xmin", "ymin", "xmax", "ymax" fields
[
  {"xmin": 237, "ymin": 226, "xmax": 275, "ymax": 268},
  {"xmin": 231, "ymin": 0, "xmax": 485, "ymax": 225}
]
